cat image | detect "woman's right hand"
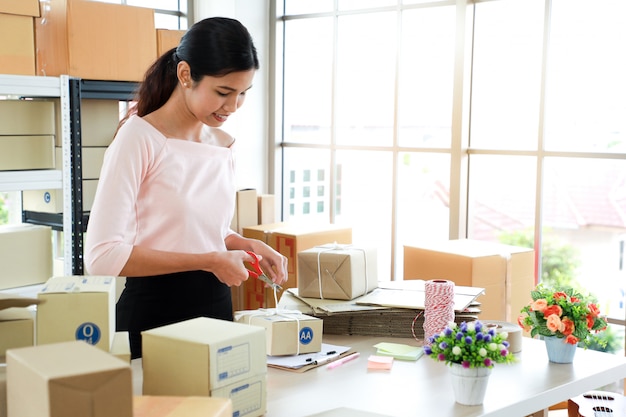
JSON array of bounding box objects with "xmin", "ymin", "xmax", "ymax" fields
[{"xmin": 207, "ymin": 250, "xmax": 256, "ymax": 287}]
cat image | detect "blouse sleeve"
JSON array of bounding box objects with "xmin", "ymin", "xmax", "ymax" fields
[{"xmin": 84, "ymin": 120, "xmax": 158, "ymax": 276}]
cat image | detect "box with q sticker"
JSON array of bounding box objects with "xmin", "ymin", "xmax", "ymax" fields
[
  {"xmin": 235, "ymin": 310, "xmax": 322, "ymax": 356},
  {"xmin": 142, "ymin": 317, "xmax": 266, "ymax": 395},
  {"xmin": 36, "ymin": 276, "xmax": 116, "ymax": 351},
  {"xmin": 6, "ymin": 341, "xmax": 133, "ymax": 417}
]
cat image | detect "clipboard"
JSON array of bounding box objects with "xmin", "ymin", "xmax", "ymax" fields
[{"xmin": 267, "ymin": 343, "xmax": 355, "ymax": 373}]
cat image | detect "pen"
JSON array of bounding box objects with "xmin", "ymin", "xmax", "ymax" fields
[{"xmin": 327, "ymin": 352, "xmax": 360, "ymax": 369}]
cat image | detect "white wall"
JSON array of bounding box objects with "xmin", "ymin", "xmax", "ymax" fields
[{"xmin": 193, "ymin": 1, "xmax": 270, "ymax": 194}]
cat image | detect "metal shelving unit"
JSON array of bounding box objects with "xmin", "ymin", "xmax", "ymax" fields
[{"xmin": 1, "ymin": 74, "xmax": 138, "ymax": 275}]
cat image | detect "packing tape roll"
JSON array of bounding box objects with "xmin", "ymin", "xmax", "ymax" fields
[{"xmin": 484, "ymin": 321, "xmax": 522, "ymax": 353}]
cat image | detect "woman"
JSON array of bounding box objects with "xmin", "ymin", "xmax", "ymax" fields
[{"xmin": 84, "ymin": 17, "xmax": 288, "ymax": 359}]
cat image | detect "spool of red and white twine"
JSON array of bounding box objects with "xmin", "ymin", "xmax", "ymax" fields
[{"xmin": 423, "ymin": 279, "xmax": 455, "ymax": 345}]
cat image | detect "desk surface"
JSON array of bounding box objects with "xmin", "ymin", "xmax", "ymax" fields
[{"xmin": 263, "ymin": 335, "xmax": 626, "ymax": 417}]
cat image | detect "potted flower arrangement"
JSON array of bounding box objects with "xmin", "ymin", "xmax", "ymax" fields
[
  {"xmin": 423, "ymin": 320, "xmax": 515, "ymax": 405},
  {"xmin": 518, "ymin": 284, "xmax": 607, "ymax": 363}
]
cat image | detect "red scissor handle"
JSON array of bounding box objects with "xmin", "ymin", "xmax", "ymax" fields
[{"xmin": 245, "ymin": 251, "xmax": 263, "ymax": 278}]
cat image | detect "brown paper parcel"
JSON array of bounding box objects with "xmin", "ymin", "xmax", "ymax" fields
[{"xmin": 298, "ymin": 244, "xmax": 378, "ymax": 300}]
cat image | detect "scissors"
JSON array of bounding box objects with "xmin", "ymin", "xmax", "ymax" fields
[{"xmin": 245, "ymin": 251, "xmax": 283, "ymax": 291}]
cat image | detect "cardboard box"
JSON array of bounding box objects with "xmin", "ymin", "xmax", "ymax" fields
[
  {"xmin": 110, "ymin": 331, "xmax": 131, "ymax": 363},
  {"xmin": 54, "ymin": 99, "xmax": 120, "ymax": 147},
  {"xmin": 0, "ymin": 366, "xmax": 5, "ymax": 417},
  {"xmin": 36, "ymin": 276, "xmax": 116, "ymax": 351},
  {"xmin": 142, "ymin": 317, "xmax": 266, "ymax": 394},
  {"xmin": 0, "ymin": 0, "xmax": 39, "ymax": 76},
  {"xmin": 404, "ymin": 239, "xmax": 535, "ymax": 321},
  {"xmin": 55, "ymin": 146, "xmax": 106, "ymax": 179},
  {"xmin": 35, "ymin": 0, "xmax": 156, "ymax": 81},
  {"xmin": 258, "ymin": 194, "xmax": 276, "ymax": 224},
  {"xmin": 235, "ymin": 310, "xmax": 322, "ymax": 356},
  {"xmin": 0, "ymin": 136, "xmax": 54, "ymax": 170},
  {"xmin": 210, "ymin": 374, "xmax": 266, "ymax": 417},
  {"xmin": 156, "ymin": 29, "xmax": 185, "ymax": 57},
  {"xmin": 0, "ymin": 309, "xmax": 34, "ymax": 356},
  {"xmin": 0, "ymin": 0, "xmax": 40, "ymax": 16},
  {"xmin": 6, "ymin": 341, "xmax": 133, "ymax": 417},
  {"xmin": 298, "ymin": 244, "xmax": 378, "ymax": 300},
  {"xmin": 230, "ymin": 188, "xmax": 259, "ymax": 234},
  {"xmin": 0, "ymin": 100, "xmax": 55, "ymax": 136},
  {"xmin": 0, "ymin": 224, "xmax": 52, "ymax": 290},
  {"xmin": 242, "ymin": 223, "xmax": 352, "ymax": 309},
  {"xmin": 23, "ymin": 179, "xmax": 98, "ymax": 213},
  {"xmin": 133, "ymin": 396, "xmax": 232, "ymax": 417}
]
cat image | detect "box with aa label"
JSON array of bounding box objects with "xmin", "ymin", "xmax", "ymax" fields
[
  {"xmin": 142, "ymin": 317, "xmax": 266, "ymax": 394},
  {"xmin": 235, "ymin": 310, "xmax": 322, "ymax": 356},
  {"xmin": 6, "ymin": 341, "xmax": 132, "ymax": 417},
  {"xmin": 36, "ymin": 276, "xmax": 116, "ymax": 351}
]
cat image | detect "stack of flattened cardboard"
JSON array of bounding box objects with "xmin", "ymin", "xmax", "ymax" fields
[{"xmin": 277, "ymin": 280, "xmax": 483, "ymax": 340}]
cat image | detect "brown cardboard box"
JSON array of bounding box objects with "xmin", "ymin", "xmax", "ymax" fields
[
  {"xmin": 157, "ymin": 29, "xmax": 186, "ymax": 57},
  {"xmin": 23, "ymin": 179, "xmax": 98, "ymax": 213},
  {"xmin": 142, "ymin": 317, "xmax": 266, "ymax": 394},
  {"xmin": 0, "ymin": 224, "xmax": 52, "ymax": 290},
  {"xmin": 404, "ymin": 239, "xmax": 535, "ymax": 321},
  {"xmin": 35, "ymin": 0, "xmax": 156, "ymax": 81},
  {"xmin": 0, "ymin": 100, "xmax": 55, "ymax": 135},
  {"xmin": 0, "ymin": 136, "xmax": 54, "ymax": 170},
  {"xmin": 56, "ymin": 146, "xmax": 106, "ymax": 180},
  {"xmin": 110, "ymin": 331, "xmax": 131, "ymax": 363},
  {"xmin": 257, "ymin": 194, "xmax": 276, "ymax": 224},
  {"xmin": 242, "ymin": 223, "xmax": 352, "ymax": 309},
  {"xmin": 235, "ymin": 310, "xmax": 322, "ymax": 356},
  {"xmin": 55, "ymin": 99, "xmax": 120, "ymax": 147},
  {"xmin": 0, "ymin": 0, "xmax": 40, "ymax": 16},
  {"xmin": 298, "ymin": 244, "xmax": 378, "ymax": 300},
  {"xmin": 37, "ymin": 276, "xmax": 116, "ymax": 351},
  {"xmin": 133, "ymin": 396, "xmax": 232, "ymax": 417},
  {"xmin": 230, "ymin": 188, "xmax": 259, "ymax": 234},
  {"xmin": 0, "ymin": 0, "xmax": 39, "ymax": 75},
  {"xmin": 6, "ymin": 341, "xmax": 133, "ymax": 417},
  {"xmin": 0, "ymin": 294, "xmax": 40, "ymax": 356}
]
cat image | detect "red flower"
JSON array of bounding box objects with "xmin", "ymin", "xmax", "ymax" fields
[
  {"xmin": 553, "ymin": 292, "xmax": 568, "ymax": 301},
  {"xmin": 561, "ymin": 317, "xmax": 575, "ymax": 335},
  {"xmin": 588, "ymin": 303, "xmax": 600, "ymax": 318},
  {"xmin": 565, "ymin": 335, "xmax": 579, "ymax": 345},
  {"xmin": 586, "ymin": 314, "xmax": 594, "ymax": 330},
  {"xmin": 543, "ymin": 304, "xmax": 563, "ymax": 318}
]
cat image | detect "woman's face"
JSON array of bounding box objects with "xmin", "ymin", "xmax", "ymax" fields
[{"xmin": 184, "ymin": 69, "xmax": 256, "ymax": 127}]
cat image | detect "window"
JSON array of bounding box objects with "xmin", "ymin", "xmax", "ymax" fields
[{"xmin": 276, "ymin": 0, "xmax": 626, "ymax": 349}]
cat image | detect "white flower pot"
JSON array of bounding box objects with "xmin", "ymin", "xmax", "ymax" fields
[
  {"xmin": 449, "ymin": 363, "xmax": 492, "ymax": 406},
  {"xmin": 543, "ymin": 335, "xmax": 577, "ymax": 363}
]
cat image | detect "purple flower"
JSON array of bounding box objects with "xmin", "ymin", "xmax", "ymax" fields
[
  {"xmin": 462, "ymin": 361, "xmax": 470, "ymax": 368},
  {"xmin": 484, "ymin": 358, "xmax": 493, "ymax": 367},
  {"xmin": 500, "ymin": 349, "xmax": 509, "ymax": 357},
  {"xmin": 437, "ymin": 353, "xmax": 446, "ymax": 361},
  {"xmin": 439, "ymin": 341, "xmax": 448, "ymax": 349},
  {"xmin": 488, "ymin": 328, "xmax": 496, "ymax": 337},
  {"xmin": 476, "ymin": 333, "xmax": 484, "ymax": 341},
  {"xmin": 502, "ymin": 341, "xmax": 510, "ymax": 348},
  {"xmin": 475, "ymin": 321, "xmax": 483, "ymax": 332},
  {"xmin": 483, "ymin": 334, "xmax": 492, "ymax": 343},
  {"xmin": 465, "ymin": 336, "xmax": 473, "ymax": 344},
  {"xmin": 423, "ymin": 346, "xmax": 432, "ymax": 355},
  {"xmin": 456, "ymin": 332, "xmax": 463, "ymax": 341},
  {"xmin": 444, "ymin": 327, "xmax": 453, "ymax": 336}
]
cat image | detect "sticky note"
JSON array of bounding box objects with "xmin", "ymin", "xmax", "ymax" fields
[
  {"xmin": 367, "ymin": 355, "xmax": 393, "ymax": 370},
  {"xmin": 373, "ymin": 342, "xmax": 424, "ymax": 361}
]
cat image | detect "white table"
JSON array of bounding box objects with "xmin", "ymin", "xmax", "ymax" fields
[{"xmin": 262, "ymin": 334, "xmax": 626, "ymax": 417}]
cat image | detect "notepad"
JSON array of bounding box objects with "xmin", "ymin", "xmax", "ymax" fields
[{"xmin": 373, "ymin": 342, "xmax": 424, "ymax": 361}]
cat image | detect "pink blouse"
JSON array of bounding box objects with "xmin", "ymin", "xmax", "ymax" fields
[{"xmin": 84, "ymin": 116, "xmax": 236, "ymax": 276}]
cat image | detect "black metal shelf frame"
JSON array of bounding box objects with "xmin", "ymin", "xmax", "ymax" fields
[{"xmin": 24, "ymin": 78, "xmax": 139, "ymax": 274}]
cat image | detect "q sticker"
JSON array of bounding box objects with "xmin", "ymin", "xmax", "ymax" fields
[
  {"xmin": 75, "ymin": 322, "xmax": 101, "ymax": 345},
  {"xmin": 299, "ymin": 326, "xmax": 314, "ymax": 345}
]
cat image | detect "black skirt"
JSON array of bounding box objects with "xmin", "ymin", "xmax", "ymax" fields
[{"xmin": 116, "ymin": 270, "xmax": 233, "ymax": 359}]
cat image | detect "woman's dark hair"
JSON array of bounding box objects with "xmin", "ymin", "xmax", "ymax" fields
[{"xmin": 123, "ymin": 17, "xmax": 259, "ymax": 123}]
